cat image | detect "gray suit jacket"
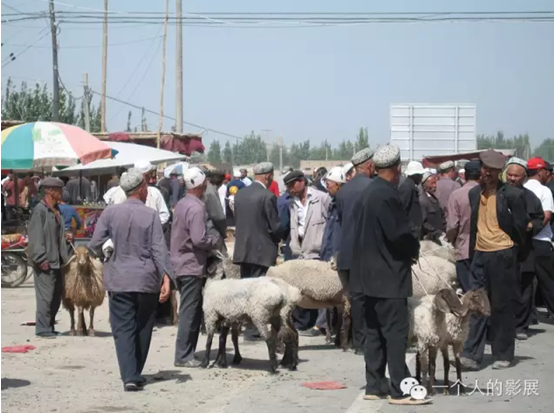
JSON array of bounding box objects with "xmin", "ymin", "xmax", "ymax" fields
[
  {"xmin": 27, "ymin": 202, "xmax": 69, "ymax": 269},
  {"xmin": 233, "ymin": 181, "xmax": 282, "ymax": 267},
  {"xmin": 289, "ymin": 188, "xmax": 331, "ymax": 259}
]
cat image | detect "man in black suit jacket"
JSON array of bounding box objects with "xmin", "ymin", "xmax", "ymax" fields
[
  {"xmin": 233, "ymin": 162, "xmax": 282, "ymax": 278},
  {"xmin": 350, "ymin": 145, "xmax": 421, "ymax": 404},
  {"xmin": 335, "ymin": 147, "xmax": 374, "ymax": 354}
]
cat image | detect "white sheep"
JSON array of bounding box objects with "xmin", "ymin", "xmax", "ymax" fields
[
  {"xmin": 201, "ymin": 263, "xmax": 302, "ymax": 373},
  {"xmin": 439, "ymin": 288, "xmax": 490, "ymax": 395},
  {"xmin": 420, "ymin": 234, "xmax": 456, "ymax": 264},
  {"xmin": 412, "ymin": 255, "xmax": 458, "ymax": 299},
  {"xmin": 408, "ymin": 288, "xmax": 463, "ymax": 394},
  {"xmin": 62, "ymin": 246, "xmax": 105, "ymax": 336}
]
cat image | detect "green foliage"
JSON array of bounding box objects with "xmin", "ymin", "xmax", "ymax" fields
[
  {"xmin": 208, "ymin": 140, "xmax": 222, "ymax": 164},
  {"xmin": 125, "ymin": 111, "xmax": 133, "ymax": 132},
  {"xmin": 356, "ymin": 127, "xmax": 369, "ymax": 150},
  {"xmin": 2, "ymin": 78, "xmax": 102, "ymax": 132},
  {"xmin": 477, "ymin": 131, "xmax": 531, "ymax": 158},
  {"xmin": 533, "ymin": 138, "xmax": 554, "ymax": 161},
  {"xmin": 231, "ymin": 132, "xmax": 268, "ymax": 165},
  {"xmin": 222, "ymin": 140, "xmax": 233, "ymax": 163}
]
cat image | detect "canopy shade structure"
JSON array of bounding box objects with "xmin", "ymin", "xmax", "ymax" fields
[
  {"xmin": 1, "ymin": 122, "xmax": 115, "ymax": 170},
  {"xmin": 422, "ymin": 149, "xmax": 516, "ymax": 168},
  {"xmin": 53, "ymin": 141, "xmax": 187, "ymax": 177}
]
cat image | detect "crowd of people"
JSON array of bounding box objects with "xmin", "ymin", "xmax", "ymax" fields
[{"xmin": 20, "ymin": 145, "xmax": 554, "ymax": 403}]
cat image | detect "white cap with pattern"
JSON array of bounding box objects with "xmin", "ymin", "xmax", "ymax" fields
[{"xmin": 183, "ymin": 167, "xmax": 206, "ymax": 189}]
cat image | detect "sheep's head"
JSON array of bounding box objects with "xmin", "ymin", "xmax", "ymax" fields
[
  {"xmin": 461, "ymin": 288, "xmax": 490, "ymax": 317},
  {"xmin": 433, "ymin": 288, "xmax": 464, "ymax": 317},
  {"xmin": 67, "ymin": 245, "xmax": 93, "ymax": 270},
  {"xmin": 208, "ymin": 250, "xmax": 240, "ymax": 280}
]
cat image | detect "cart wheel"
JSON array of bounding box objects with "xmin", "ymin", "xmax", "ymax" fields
[{"xmin": 1, "ymin": 253, "xmax": 28, "ymax": 288}]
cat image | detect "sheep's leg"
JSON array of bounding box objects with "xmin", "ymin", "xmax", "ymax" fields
[
  {"xmin": 67, "ymin": 304, "xmax": 76, "ymax": 336},
  {"xmin": 76, "ymin": 307, "xmax": 84, "ymax": 336},
  {"xmin": 334, "ymin": 306, "xmax": 343, "ymax": 348},
  {"xmin": 325, "ymin": 308, "xmax": 332, "ymax": 344},
  {"xmin": 441, "ymin": 346, "xmax": 450, "ymax": 395},
  {"xmin": 265, "ymin": 323, "xmax": 279, "ymax": 374},
  {"xmin": 88, "ymin": 307, "xmax": 95, "ymax": 337},
  {"xmin": 231, "ymin": 324, "xmax": 242, "ymax": 365},
  {"xmin": 201, "ymin": 332, "xmax": 214, "ymax": 368},
  {"xmin": 453, "ymin": 343, "xmax": 465, "ymax": 395},
  {"xmin": 171, "ymin": 292, "xmax": 179, "ymax": 326},
  {"xmin": 419, "ymin": 349, "xmax": 429, "ymax": 392},
  {"xmin": 341, "ymin": 307, "xmax": 352, "ymax": 352},
  {"xmin": 428, "ymin": 347, "xmax": 437, "ymax": 395},
  {"xmin": 415, "ymin": 350, "xmax": 421, "ymax": 383},
  {"xmin": 212, "ymin": 326, "xmax": 229, "ymax": 369}
]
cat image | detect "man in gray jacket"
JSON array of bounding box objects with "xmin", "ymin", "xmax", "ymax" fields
[{"xmin": 27, "ymin": 177, "xmax": 69, "ymax": 338}]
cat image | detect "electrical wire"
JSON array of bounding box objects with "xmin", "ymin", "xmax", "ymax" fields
[
  {"xmin": 2, "ymin": 27, "xmax": 50, "ymax": 67},
  {"xmin": 5, "ymin": 34, "xmax": 164, "ymax": 49}
]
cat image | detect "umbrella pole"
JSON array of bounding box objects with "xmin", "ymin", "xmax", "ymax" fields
[{"xmin": 79, "ymin": 170, "xmax": 83, "ymax": 203}]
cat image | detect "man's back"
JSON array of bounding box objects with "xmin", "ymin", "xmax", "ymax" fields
[
  {"xmin": 350, "ymin": 177, "xmax": 418, "ymax": 298},
  {"xmin": 233, "ymin": 182, "xmax": 280, "ymax": 267},
  {"xmin": 89, "ymin": 199, "xmax": 168, "ymax": 293},
  {"xmin": 436, "ymin": 177, "xmax": 461, "ymax": 212},
  {"xmin": 335, "ymin": 174, "xmax": 371, "ymax": 270},
  {"xmin": 446, "ymin": 181, "xmax": 478, "ymax": 261}
]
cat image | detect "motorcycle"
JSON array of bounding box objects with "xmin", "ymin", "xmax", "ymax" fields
[{"xmin": 1, "ymin": 233, "xmax": 30, "ymax": 288}]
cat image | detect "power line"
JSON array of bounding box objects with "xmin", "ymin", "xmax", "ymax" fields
[
  {"xmin": 4, "ymin": 35, "xmax": 163, "ymax": 49},
  {"xmin": 1, "ymin": 28, "xmax": 50, "ymax": 67}
]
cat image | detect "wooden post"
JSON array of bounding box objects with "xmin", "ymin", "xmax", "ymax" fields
[{"xmin": 157, "ymin": 0, "xmax": 169, "ymax": 149}]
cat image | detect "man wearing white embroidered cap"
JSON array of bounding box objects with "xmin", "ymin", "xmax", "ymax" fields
[
  {"xmin": 104, "ymin": 160, "xmax": 169, "ymax": 226},
  {"xmin": 171, "ymin": 166, "xmax": 220, "ymax": 367},
  {"xmin": 435, "ymin": 160, "xmax": 461, "ymax": 215},
  {"xmin": 399, "ymin": 161, "xmax": 425, "ymax": 239}
]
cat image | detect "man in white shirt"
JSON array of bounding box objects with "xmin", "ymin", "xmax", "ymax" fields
[
  {"xmin": 240, "ymin": 169, "xmax": 252, "ymax": 186},
  {"xmin": 524, "ymin": 157, "xmax": 554, "ymax": 320},
  {"xmin": 104, "ymin": 161, "xmax": 170, "ymax": 226}
]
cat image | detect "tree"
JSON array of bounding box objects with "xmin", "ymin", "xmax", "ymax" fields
[
  {"xmin": 222, "ymin": 140, "xmax": 233, "ymax": 163},
  {"xmin": 269, "ymin": 143, "xmax": 290, "ymax": 170},
  {"xmin": 2, "ymin": 78, "xmax": 102, "ymax": 131},
  {"xmin": 533, "ymin": 138, "xmax": 554, "ymax": 161},
  {"xmin": 140, "ymin": 107, "xmax": 148, "ymax": 132},
  {"xmin": 125, "ymin": 111, "xmax": 133, "ymax": 132},
  {"xmin": 356, "ymin": 127, "xmax": 369, "ymax": 150},
  {"xmin": 231, "ymin": 132, "xmax": 267, "ymax": 165},
  {"xmin": 208, "ymin": 140, "xmax": 222, "ymax": 164},
  {"xmin": 477, "ymin": 131, "xmax": 531, "ymax": 158}
]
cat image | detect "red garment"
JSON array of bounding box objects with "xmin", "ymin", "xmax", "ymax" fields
[
  {"xmin": 2, "ymin": 345, "xmax": 36, "ymax": 353},
  {"xmin": 268, "ymin": 180, "xmax": 280, "ymax": 197},
  {"xmin": 3, "ymin": 178, "xmax": 25, "ymax": 206}
]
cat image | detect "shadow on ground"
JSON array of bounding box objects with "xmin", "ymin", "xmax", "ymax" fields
[{"xmin": 1, "ymin": 378, "xmax": 31, "ymax": 391}]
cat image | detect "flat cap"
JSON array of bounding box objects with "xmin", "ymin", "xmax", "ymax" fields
[
  {"xmin": 351, "ymin": 147, "xmax": 374, "ymax": 166},
  {"xmin": 438, "ymin": 160, "xmax": 455, "ymax": 171},
  {"xmin": 253, "ymin": 162, "xmax": 274, "ymax": 175},
  {"xmin": 422, "ymin": 171, "xmax": 434, "ymax": 184},
  {"xmin": 120, "ymin": 168, "xmax": 144, "ymax": 193},
  {"xmin": 40, "ymin": 177, "xmax": 64, "ymax": 188},
  {"xmin": 464, "ymin": 160, "xmax": 482, "ymax": 173},
  {"xmin": 373, "ymin": 145, "xmax": 401, "ymax": 169},
  {"xmin": 479, "ymin": 149, "xmax": 506, "ymax": 170},
  {"xmin": 283, "ymin": 170, "xmax": 305, "ymax": 185},
  {"xmin": 506, "ymin": 157, "xmax": 527, "ymax": 169}
]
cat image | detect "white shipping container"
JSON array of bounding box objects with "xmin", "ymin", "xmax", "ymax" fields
[{"xmin": 390, "ymin": 104, "xmax": 477, "ymax": 161}]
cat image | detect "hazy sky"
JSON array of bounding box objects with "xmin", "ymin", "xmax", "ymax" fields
[{"xmin": 2, "ymin": 0, "xmax": 553, "ymax": 150}]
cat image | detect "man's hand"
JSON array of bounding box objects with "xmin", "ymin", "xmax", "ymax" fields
[
  {"xmin": 39, "ymin": 261, "xmax": 50, "ymax": 271},
  {"xmin": 159, "ymin": 275, "xmax": 171, "ymax": 303},
  {"xmin": 64, "ymin": 232, "xmax": 73, "ymax": 242},
  {"xmin": 527, "ymin": 222, "xmax": 533, "ymax": 231}
]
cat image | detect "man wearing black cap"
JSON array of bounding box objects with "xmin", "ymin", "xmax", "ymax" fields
[
  {"xmin": 446, "ymin": 160, "xmax": 481, "ymax": 293},
  {"xmin": 460, "ymin": 150, "xmax": 528, "ymax": 371},
  {"xmin": 335, "ymin": 147, "xmax": 375, "ymax": 354},
  {"xmin": 28, "ymin": 177, "xmax": 70, "ymax": 338}
]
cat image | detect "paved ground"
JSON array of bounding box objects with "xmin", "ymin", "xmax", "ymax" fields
[{"xmin": 2, "ymin": 282, "xmax": 553, "ymax": 413}]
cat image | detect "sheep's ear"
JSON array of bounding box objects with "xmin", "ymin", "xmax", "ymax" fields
[
  {"xmin": 63, "ymin": 255, "xmax": 76, "ymax": 269},
  {"xmin": 434, "ymin": 294, "xmax": 451, "ymax": 313},
  {"xmin": 435, "ymin": 289, "xmax": 462, "ymax": 314}
]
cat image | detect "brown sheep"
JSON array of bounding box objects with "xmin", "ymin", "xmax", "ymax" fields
[{"xmin": 62, "ymin": 246, "xmax": 105, "ymax": 336}]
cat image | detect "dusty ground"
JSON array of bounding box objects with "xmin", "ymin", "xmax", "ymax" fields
[{"xmin": 2, "ymin": 281, "xmax": 553, "ymax": 413}]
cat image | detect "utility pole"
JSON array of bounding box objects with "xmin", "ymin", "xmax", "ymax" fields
[
  {"xmin": 157, "ymin": 0, "xmax": 169, "ymax": 148},
  {"xmin": 175, "ymin": 0, "xmax": 183, "ymax": 133},
  {"xmin": 262, "ymin": 129, "xmax": 272, "ymax": 162},
  {"xmin": 49, "ymin": 0, "xmax": 59, "ymax": 121},
  {"xmin": 82, "ymin": 73, "xmax": 91, "ymax": 132},
  {"xmin": 100, "ymin": 0, "xmax": 108, "ymax": 132}
]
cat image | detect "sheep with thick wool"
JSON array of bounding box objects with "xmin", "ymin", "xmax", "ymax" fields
[
  {"xmin": 411, "ymin": 255, "xmax": 458, "ymax": 298},
  {"xmin": 408, "ymin": 288, "xmax": 463, "ymax": 394},
  {"xmin": 62, "ymin": 246, "xmax": 105, "ymax": 336},
  {"xmin": 202, "ymin": 257, "xmax": 302, "ymax": 373}
]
